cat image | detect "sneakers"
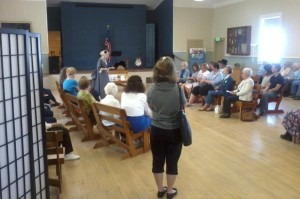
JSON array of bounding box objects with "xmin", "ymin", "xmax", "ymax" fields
[{"xmin": 65, "ymin": 152, "xmax": 80, "ymax": 161}]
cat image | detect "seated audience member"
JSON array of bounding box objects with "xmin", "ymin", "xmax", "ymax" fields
[
  {"xmin": 181, "ymin": 63, "xmax": 200, "ymax": 97},
  {"xmin": 258, "ymin": 64, "xmax": 285, "ymax": 116},
  {"xmin": 63, "ymin": 67, "xmax": 78, "ymax": 96},
  {"xmin": 290, "ymin": 63, "xmax": 300, "ymax": 99},
  {"xmin": 260, "ymin": 64, "xmax": 273, "ymax": 89},
  {"xmin": 257, "ymin": 61, "xmax": 270, "ymax": 83},
  {"xmin": 59, "ymin": 67, "xmax": 67, "ymax": 87},
  {"xmin": 218, "ymin": 59, "xmax": 228, "ymax": 74},
  {"xmin": 199, "ymin": 66, "xmax": 234, "ymax": 111},
  {"xmin": 46, "ymin": 122, "xmax": 80, "ymax": 161},
  {"xmin": 44, "ymin": 104, "xmax": 57, "ymax": 123},
  {"xmin": 186, "ymin": 62, "xmax": 201, "ymax": 83},
  {"xmin": 234, "ymin": 62, "xmax": 241, "ymax": 68},
  {"xmin": 183, "ymin": 63, "xmax": 210, "ymax": 99},
  {"xmin": 43, "ymin": 88, "xmax": 60, "ymax": 106},
  {"xmin": 220, "ymin": 67, "xmax": 254, "ymax": 118},
  {"xmin": 283, "ymin": 63, "xmax": 300, "ymax": 96},
  {"xmin": 77, "ymin": 76, "xmax": 97, "ymax": 124},
  {"xmin": 280, "ymin": 109, "xmax": 300, "ymax": 142},
  {"xmin": 290, "ymin": 81, "xmax": 300, "ymax": 100},
  {"xmin": 177, "ymin": 61, "xmax": 190, "ymax": 84},
  {"xmin": 121, "ymin": 75, "xmax": 151, "ymax": 133},
  {"xmin": 280, "ymin": 61, "xmax": 293, "ymax": 79},
  {"xmin": 186, "ymin": 62, "xmax": 223, "ymax": 106},
  {"xmin": 100, "ymin": 82, "xmax": 120, "ymax": 126}
]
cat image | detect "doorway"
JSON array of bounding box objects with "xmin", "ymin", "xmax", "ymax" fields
[{"xmin": 214, "ymin": 38, "xmax": 225, "ymax": 61}]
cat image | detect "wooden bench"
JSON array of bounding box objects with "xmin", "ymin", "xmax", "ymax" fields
[
  {"xmin": 235, "ymin": 84, "xmax": 261, "ymax": 121},
  {"xmin": 46, "ymin": 130, "xmax": 64, "ymax": 193},
  {"xmin": 92, "ymin": 102, "xmax": 150, "ymax": 159},
  {"xmin": 55, "ymin": 81, "xmax": 75, "ymax": 126},
  {"xmin": 266, "ymin": 83, "xmax": 285, "ymax": 114},
  {"xmin": 65, "ymin": 93, "xmax": 100, "ymax": 142}
]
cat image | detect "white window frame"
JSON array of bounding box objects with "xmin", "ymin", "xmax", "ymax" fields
[{"xmin": 258, "ymin": 12, "xmax": 284, "ymax": 64}]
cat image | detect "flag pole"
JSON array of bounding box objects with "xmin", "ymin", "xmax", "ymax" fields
[{"xmin": 104, "ymin": 25, "xmax": 111, "ymax": 62}]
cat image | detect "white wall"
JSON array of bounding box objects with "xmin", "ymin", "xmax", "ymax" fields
[
  {"xmin": 213, "ymin": 0, "xmax": 300, "ymax": 58},
  {"xmin": 0, "ymin": 0, "xmax": 49, "ymax": 73},
  {"xmin": 0, "ymin": 0, "xmax": 48, "ymax": 53},
  {"xmin": 173, "ymin": 7, "xmax": 214, "ymax": 53}
]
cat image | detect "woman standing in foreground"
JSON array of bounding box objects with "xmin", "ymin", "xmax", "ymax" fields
[{"xmin": 147, "ymin": 56, "xmax": 186, "ymax": 199}]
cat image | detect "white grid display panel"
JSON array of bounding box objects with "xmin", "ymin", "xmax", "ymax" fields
[
  {"xmin": 0, "ymin": 32, "xmax": 32, "ymax": 199},
  {"xmin": 0, "ymin": 29, "xmax": 48, "ymax": 199},
  {"xmin": 28, "ymin": 34, "xmax": 47, "ymax": 199}
]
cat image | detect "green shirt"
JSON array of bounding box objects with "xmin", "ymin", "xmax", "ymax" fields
[{"xmin": 77, "ymin": 90, "xmax": 96, "ymax": 114}]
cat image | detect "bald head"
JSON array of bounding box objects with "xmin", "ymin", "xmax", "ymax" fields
[{"xmin": 292, "ymin": 63, "xmax": 300, "ymax": 71}]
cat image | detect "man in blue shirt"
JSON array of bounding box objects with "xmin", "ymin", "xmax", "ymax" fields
[
  {"xmin": 290, "ymin": 63, "xmax": 300, "ymax": 100},
  {"xmin": 258, "ymin": 64, "xmax": 285, "ymax": 116}
]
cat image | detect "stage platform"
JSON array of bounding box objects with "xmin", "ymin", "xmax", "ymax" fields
[{"xmin": 43, "ymin": 68, "xmax": 153, "ymax": 90}]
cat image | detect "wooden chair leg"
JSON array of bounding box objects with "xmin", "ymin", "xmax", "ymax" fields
[{"xmin": 143, "ymin": 129, "xmax": 150, "ymax": 152}]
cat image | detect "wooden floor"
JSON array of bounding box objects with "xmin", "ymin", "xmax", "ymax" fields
[{"xmin": 49, "ymin": 92, "xmax": 300, "ymax": 199}]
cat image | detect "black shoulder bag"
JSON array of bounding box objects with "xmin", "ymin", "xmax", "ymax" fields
[{"xmin": 178, "ymin": 86, "xmax": 192, "ymax": 146}]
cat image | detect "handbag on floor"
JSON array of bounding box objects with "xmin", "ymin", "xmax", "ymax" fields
[{"xmin": 178, "ymin": 86, "xmax": 192, "ymax": 146}]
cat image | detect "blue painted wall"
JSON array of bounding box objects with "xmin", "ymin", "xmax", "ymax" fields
[
  {"xmin": 147, "ymin": 0, "xmax": 173, "ymax": 60},
  {"xmin": 60, "ymin": 2, "xmax": 146, "ymax": 70},
  {"xmin": 47, "ymin": 7, "xmax": 61, "ymax": 31}
]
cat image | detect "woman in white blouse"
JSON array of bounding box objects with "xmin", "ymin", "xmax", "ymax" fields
[
  {"xmin": 100, "ymin": 82, "xmax": 120, "ymax": 126},
  {"xmin": 121, "ymin": 75, "xmax": 151, "ymax": 133},
  {"xmin": 220, "ymin": 67, "xmax": 254, "ymax": 118}
]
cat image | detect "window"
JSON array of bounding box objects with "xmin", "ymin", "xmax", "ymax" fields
[{"xmin": 258, "ymin": 13, "xmax": 285, "ymax": 63}]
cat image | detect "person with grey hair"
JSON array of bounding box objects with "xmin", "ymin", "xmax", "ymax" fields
[
  {"xmin": 94, "ymin": 50, "xmax": 114, "ymax": 99},
  {"xmin": 283, "ymin": 62, "xmax": 300, "ymax": 96},
  {"xmin": 289, "ymin": 63, "xmax": 300, "ymax": 99},
  {"xmin": 177, "ymin": 61, "xmax": 190, "ymax": 84},
  {"xmin": 220, "ymin": 67, "xmax": 254, "ymax": 118},
  {"xmin": 100, "ymin": 82, "xmax": 120, "ymax": 126}
]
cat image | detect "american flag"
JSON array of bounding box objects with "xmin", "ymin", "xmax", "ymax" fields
[{"xmin": 104, "ymin": 28, "xmax": 111, "ymax": 62}]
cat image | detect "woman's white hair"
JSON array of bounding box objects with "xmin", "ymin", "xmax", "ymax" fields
[
  {"xmin": 181, "ymin": 61, "xmax": 188, "ymax": 67},
  {"xmin": 242, "ymin": 67, "xmax": 253, "ymax": 77},
  {"xmin": 99, "ymin": 50, "xmax": 108, "ymax": 57},
  {"xmin": 104, "ymin": 82, "xmax": 118, "ymax": 96}
]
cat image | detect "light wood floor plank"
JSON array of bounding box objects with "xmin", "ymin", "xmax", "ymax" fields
[{"xmin": 49, "ymin": 93, "xmax": 300, "ymax": 199}]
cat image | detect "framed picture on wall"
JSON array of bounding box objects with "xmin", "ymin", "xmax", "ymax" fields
[{"xmin": 227, "ymin": 26, "xmax": 251, "ymax": 55}]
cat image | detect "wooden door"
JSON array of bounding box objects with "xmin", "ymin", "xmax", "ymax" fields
[
  {"xmin": 48, "ymin": 31, "xmax": 61, "ymax": 57},
  {"xmin": 214, "ymin": 38, "xmax": 225, "ymax": 61}
]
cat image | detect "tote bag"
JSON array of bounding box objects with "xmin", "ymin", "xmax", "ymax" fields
[{"xmin": 178, "ymin": 86, "xmax": 192, "ymax": 146}]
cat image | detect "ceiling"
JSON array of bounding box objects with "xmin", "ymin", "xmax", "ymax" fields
[{"xmin": 46, "ymin": 0, "xmax": 246, "ymax": 9}]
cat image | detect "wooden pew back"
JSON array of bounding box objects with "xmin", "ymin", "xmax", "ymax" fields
[
  {"xmin": 267, "ymin": 83, "xmax": 285, "ymax": 114},
  {"xmin": 92, "ymin": 102, "xmax": 150, "ymax": 158},
  {"xmin": 46, "ymin": 130, "xmax": 64, "ymax": 193},
  {"xmin": 65, "ymin": 93, "xmax": 99, "ymax": 142}
]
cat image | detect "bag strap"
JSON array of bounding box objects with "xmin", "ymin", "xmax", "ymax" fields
[{"xmin": 178, "ymin": 85, "xmax": 185, "ymax": 112}]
